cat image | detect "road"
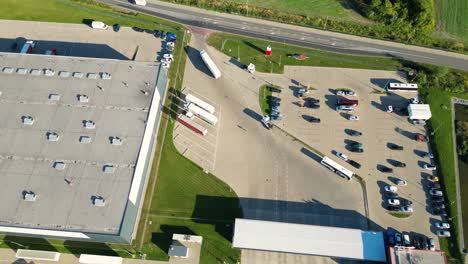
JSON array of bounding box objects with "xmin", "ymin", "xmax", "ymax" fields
[{"xmin": 100, "ymin": 0, "xmax": 468, "ymax": 71}]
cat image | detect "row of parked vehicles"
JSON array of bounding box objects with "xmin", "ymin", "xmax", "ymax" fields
[
  {"xmin": 386, "ymin": 230, "xmax": 435, "ymax": 250},
  {"xmin": 383, "ymin": 185, "xmax": 414, "ymax": 213},
  {"xmin": 334, "ymin": 89, "xmax": 359, "ymax": 121}
]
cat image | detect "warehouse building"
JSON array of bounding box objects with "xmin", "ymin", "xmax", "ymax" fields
[
  {"xmin": 233, "ymin": 219, "xmax": 386, "ymax": 262},
  {"xmin": 0, "ymin": 53, "xmax": 168, "ymax": 244}
]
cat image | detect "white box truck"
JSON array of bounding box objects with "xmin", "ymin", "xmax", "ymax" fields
[
  {"xmin": 185, "ymin": 93, "xmax": 215, "ymax": 114},
  {"xmin": 187, "ymin": 103, "xmax": 218, "ymax": 125},
  {"xmin": 134, "ymin": 0, "xmax": 147, "ymax": 6},
  {"xmin": 200, "ymin": 50, "xmax": 221, "ymax": 79}
]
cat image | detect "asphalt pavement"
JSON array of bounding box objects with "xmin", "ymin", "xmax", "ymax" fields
[{"xmin": 99, "ymin": 0, "xmax": 468, "ymax": 71}]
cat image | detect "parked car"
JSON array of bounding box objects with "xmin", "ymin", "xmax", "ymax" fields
[
  {"xmin": 112, "ymin": 24, "xmax": 121, "ymax": 32},
  {"xmin": 427, "ymin": 175, "xmax": 439, "ymax": 182},
  {"xmin": 422, "ymin": 237, "xmax": 429, "ymax": 250},
  {"xmin": 350, "ymin": 142, "xmax": 363, "ymax": 148},
  {"xmin": 380, "ymin": 166, "xmax": 393, "ymax": 173},
  {"xmin": 396, "ymin": 179, "xmax": 407, "ymax": 186},
  {"xmin": 388, "ymin": 199, "xmax": 400, "ymax": 206},
  {"xmin": 431, "ymin": 203, "xmax": 446, "ymax": 210},
  {"xmin": 395, "ymin": 232, "xmax": 403, "ymax": 246},
  {"xmin": 336, "ymin": 105, "xmax": 354, "ymax": 111},
  {"xmin": 412, "ymin": 119, "xmax": 426, "ymax": 125},
  {"xmin": 154, "ymin": 30, "xmax": 161, "ymax": 37},
  {"xmin": 268, "ymin": 86, "xmax": 282, "ymax": 93},
  {"xmin": 400, "ymin": 206, "xmax": 413, "ymax": 213},
  {"xmin": 432, "ymin": 210, "xmax": 447, "ymax": 216},
  {"xmin": 410, "ymin": 96, "xmax": 419, "ymax": 104},
  {"xmin": 429, "ymin": 190, "xmax": 443, "ymax": 196},
  {"xmin": 161, "ymin": 31, "xmax": 168, "ymax": 40},
  {"xmin": 305, "ymin": 103, "xmax": 320, "ymax": 109},
  {"xmin": 386, "ymin": 230, "xmax": 395, "ymax": 246},
  {"xmin": 384, "ymin": 192, "xmax": 399, "ymax": 199},
  {"xmin": 91, "ymin": 21, "xmax": 108, "ymax": 30},
  {"xmin": 336, "ymin": 90, "xmax": 345, "ymax": 96},
  {"xmin": 423, "ymin": 152, "xmax": 434, "ymax": 158},
  {"xmin": 400, "ymin": 198, "xmax": 413, "ymax": 206},
  {"xmin": 298, "ymin": 88, "xmax": 309, "ymax": 95},
  {"xmin": 386, "ymin": 105, "xmax": 393, "ymax": 113},
  {"xmin": 348, "ymin": 115, "xmax": 359, "ymax": 121},
  {"xmin": 403, "ymin": 234, "xmax": 411, "ymax": 247},
  {"xmin": 348, "ymin": 160, "xmax": 361, "ymax": 169},
  {"xmin": 335, "ymin": 152, "xmax": 348, "ymax": 161},
  {"xmin": 437, "ymin": 231, "xmax": 450, "ymax": 237},
  {"xmin": 423, "ymin": 163, "xmax": 437, "ymax": 170},
  {"xmin": 427, "ymin": 182, "xmax": 441, "ymax": 189},
  {"xmin": 267, "ymin": 96, "xmax": 281, "ymax": 103},
  {"xmin": 270, "ymin": 114, "xmax": 282, "ymax": 121},
  {"xmin": 345, "ymin": 90, "xmax": 357, "ymax": 96},
  {"xmin": 350, "ymin": 147, "xmax": 364, "ymax": 153},
  {"xmin": 132, "ymin": 26, "xmax": 144, "ymax": 32},
  {"xmin": 415, "ymin": 133, "xmax": 429, "ymax": 142},
  {"xmin": 347, "ymin": 129, "xmax": 362, "ymax": 136},
  {"xmin": 387, "ymin": 205, "xmax": 400, "ymax": 211},
  {"xmin": 393, "ymin": 161, "xmax": 407, "ymax": 167},
  {"xmin": 435, "ymin": 222, "xmax": 450, "ymax": 229},
  {"xmin": 307, "ymin": 116, "xmax": 321, "ymax": 123},
  {"xmin": 431, "ymin": 196, "xmax": 445, "ymax": 203},
  {"xmin": 304, "ymin": 97, "xmax": 319, "ymax": 104},
  {"xmin": 428, "ymin": 238, "xmax": 435, "ymax": 251},
  {"xmin": 384, "ymin": 185, "xmax": 398, "ymax": 193},
  {"xmin": 388, "ymin": 143, "xmax": 404, "ymax": 150}
]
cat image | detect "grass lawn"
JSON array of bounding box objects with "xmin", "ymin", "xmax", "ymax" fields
[
  {"xmin": 423, "ymin": 88, "xmax": 468, "ymax": 262},
  {"xmin": 434, "ymin": 0, "xmax": 468, "ymax": 43},
  {"xmin": 259, "ymin": 84, "xmax": 275, "ymax": 115},
  {"xmin": 207, "ymin": 33, "xmax": 403, "ymax": 74}
]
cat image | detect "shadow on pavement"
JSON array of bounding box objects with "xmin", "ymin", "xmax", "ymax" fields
[
  {"xmin": 300, "ymin": 147, "xmax": 322, "ymax": 163},
  {"xmin": 243, "ymin": 107, "xmax": 262, "ymax": 121},
  {"xmin": 185, "ymin": 45, "xmax": 213, "ymax": 77}
]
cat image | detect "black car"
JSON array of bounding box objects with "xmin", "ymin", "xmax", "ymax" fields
[
  {"xmin": 427, "ymin": 182, "xmax": 441, "ymax": 189},
  {"xmin": 350, "ymin": 147, "xmax": 364, "ymax": 153},
  {"xmin": 304, "ymin": 97, "xmax": 320, "ymax": 104},
  {"xmin": 349, "ymin": 141, "xmax": 362, "ymax": 147},
  {"xmin": 154, "ymin": 30, "xmax": 161, "ymax": 37},
  {"xmin": 306, "ymin": 116, "xmax": 321, "ymax": 123},
  {"xmin": 267, "ymin": 96, "xmax": 281, "ymax": 103},
  {"xmin": 380, "ymin": 166, "xmax": 393, "ymax": 173},
  {"xmin": 270, "ymin": 102, "xmax": 280, "ymax": 107},
  {"xmin": 411, "ymin": 236, "xmax": 421, "ymax": 249},
  {"xmin": 432, "ymin": 210, "xmax": 447, "ymax": 216},
  {"xmin": 388, "ymin": 143, "xmax": 404, "ymax": 150},
  {"xmin": 431, "ymin": 196, "xmax": 445, "ymax": 203},
  {"xmin": 384, "ymin": 192, "xmax": 399, "ymax": 199},
  {"xmin": 422, "ymin": 238, "xmax": 429, "ymax": 250},
  {"xmin": 132, "ymin": 26, "xmax": 144, "ymax": 32},
  {"xmin": 400, "ymin": 198, "xmax": 413, "ymax": 206},
  {"xmin": 346, "ymin": 129, "xmax": 362, "ymax": 137},
  {"xmin": 161, "ymin": 31, "xmax": 167, "ymax": 40},
  {"xmin": 305, "ymin": 103, "xmax": 320, "ymax": 109},
  {"xmin": 431, "ymin": 202, "xmax": 446, "ymax": 209},
  {"xmin": 268, "ymin": 86, "xmax": 282, "ymax": 93},
  {"xmin": 348, "ymin": 160, "xmax": 361, "ymax": 169},
  {"xmin": 387, "ymin": 205, "xmax": 400, "ymax": 211},
  {"xmin": 113, "ymin": 24, "xmax": 121, "ymax": 32},
  {"xmin": 393, "ymin": 161, "xmax": 406, "ymax": 167}
]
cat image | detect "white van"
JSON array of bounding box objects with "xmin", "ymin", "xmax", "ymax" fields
[
  {"xmin": 91, "ymin": 21, "xmax": 108, "ymax": 30},
  {"xmin": 335, "ymin": 105, "xmax": 354, "ymax": 111},
  {"xmin": 134, "ymin": 0, "xmax": 147, "ymax": 6}
]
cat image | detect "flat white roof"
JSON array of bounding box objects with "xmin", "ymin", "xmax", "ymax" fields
[
  {"xmin": 233, "ymin": 219, "xmax": 386, "ymax": 262},
  {"xmin": 408, "ymin": 104, "xmax": 432, "ymax": 120}
]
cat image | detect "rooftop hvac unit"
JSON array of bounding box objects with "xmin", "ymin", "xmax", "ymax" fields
[
  {"xmin": 44, "ymin": 69, "xmax": 55, "ymax": 76},
  {"xmin": 22, "ymin": 116, "xmax": 34, "ymax": 125},
  {"xmin": 79, "ymin": 136, "xmax": 92, "ymax": 143},
  {"xmin": 23, "ymin": 192, "xmax": 36, "ymax": 202},
  {"xmin": 73, "ymin": 72, "xmax": 84, "ymax": 78},
  {"xmin": 30, "ymin": 69, "xmax": 41, "ymax": 76},
  {"xmin": 53, "ymin": 161, "xmax": 66, "ymax": 170},
  {"xmin": 49, "ymin": 94, "xmax": 60, "ymax": 102},
  {"xmin": 47, "ymin": 132, "xmax": 59, "ymax": 141},
  {"xmin": 17, "ymin": 68, "xmax": 28, "ymax": 75},
  {"xmin": 101, "ymin": 72, "xmax": 111, "ymax": 80},
  {"xmin": 84, "ymin": 120, "xmax": 95, "ymax": 129},
  {"xmin": 58, "ymin": 71, "xmax": 70, "ymax": 78},
  {"xmin": 78, "ymin": 94, "xmax": 89, "ymax": 103},
  {"xmin": 93, "ymin": 196, "xmax": 106, "ymax": 207},
  {"xmin": 103, "ymin": 165, "xmax": 115, "ymax": 173},
  {"xmin": 3, "ymin": 67, "xmax": 14, "ymax": 74},
  {"xmin": 87, "ymin": 73, "xmax": 98, "ymax": 79},
  {"xmin": 110, "ymin": 137, "xmax": 123, "ymax": 145}
]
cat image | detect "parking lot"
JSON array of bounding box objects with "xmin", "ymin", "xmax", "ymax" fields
[
  {"xmin": 0, "ymin": 20, "xmax": 161, "ymax": 61},
  {"xmin": 255, "ymin": 67, "xmax": 439, "ymax": 244}
]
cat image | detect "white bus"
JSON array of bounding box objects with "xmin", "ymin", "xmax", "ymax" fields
[
  {"xmin": 387, "ymin": 83, "xmax": 418, "ymax": 92},
  {"xmin": 321, "ymin": 156, "xmax": 354, "ymax": 180},
  {"xmin": 186, "ymin": 93, "xmax": 216, "ymax": 114}
]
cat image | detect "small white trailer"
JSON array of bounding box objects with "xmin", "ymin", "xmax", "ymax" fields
[
  {"xmin": 187, "ymin": 103, "xmax": 218, "ymax": 125},
  {"xmin": 185, "ymin": 93, "xmax": 216, "ymax": 114},
  {"xmin": 200, "ymin": 50, "xmax": 221, "ymax": 79}
]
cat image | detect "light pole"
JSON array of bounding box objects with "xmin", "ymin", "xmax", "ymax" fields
[{"xmin": 246, "ymin": 0, "xmax": 249, "ymax": 16}]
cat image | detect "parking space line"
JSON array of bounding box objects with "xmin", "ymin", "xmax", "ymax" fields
[
  {"xmin": 174, "ymin": 130, "xmax": 216, "ymax": 157},
  {"xmin": 174, "ymin": 123, "xmax": 217, "ymax": 148}
]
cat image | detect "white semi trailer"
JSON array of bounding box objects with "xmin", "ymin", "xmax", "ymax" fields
[
  {"xmin": 200, "ymin": 50, "xmax": 221, "ymax": 79},
  {"xmin": 185, "ymin": 93, "xmax": 216, "ymax": 114},
  {"xmin": 187, "ymin": 103, "xmax": 218, "ymax": 125}
]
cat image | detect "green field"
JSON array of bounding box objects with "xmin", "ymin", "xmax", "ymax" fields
[
  {"xmin": 434, "ymin": 0, "xmax": 468, "ymax": 43},
  {"xmin": 228, "ymin": 0, "xmax": 358, "ymax": 20},
  {"xmin": 208, "ymin": 32, "xmax": 403, "ymax": 73}
]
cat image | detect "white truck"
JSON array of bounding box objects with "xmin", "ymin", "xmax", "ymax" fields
[
  {"xmin": 200, "ymin": 50, "xmax": 221, "ymax": 79},
  {"xmin": 187, "ymin": 103, "xmax": 218, "ymax": 125},
  {"xmin": 185, "ymin": 93, "xmax": 215, "ymax": 114}
]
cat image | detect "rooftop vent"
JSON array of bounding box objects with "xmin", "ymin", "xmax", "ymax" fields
[
  {"xmin": 92, "ymin": 196, "xmax": 106, "ymax": 207},
  {"xmin": 78, "ymin": 94, "xmax": 89, "ymax": 103},
  {"xmin": 110, "ymin": 136, "xmax": 123, "ymax": 146},
  {"xmin": 58, "ymin": 71, "xmax": 70, "ymax": 78},
  {"xmin": 73, "ymin": 72, "xmax": 84, "ymax": 78},
  {"xmin": 21, "ymin": 116, "xmax": 34, "ymax": 125},
  {"xmin": 49, "ymin": 94, "xmax": 60, "ymax": 102},
  {"xmin": 46, "ymin": 132, "xmax": 60, "ymax": 141},
  {"xmin": 17, "ymin": 68, "xmax": 28, "ymax": 75},
  {"xmin": 53, "ymin": 161, "xmax": 66, "ymax": 170},
  {"xmin": 103, "ymin": 164, "xmax": 115, "ymax": 174},
  {"xmin": 83, "ymin": 120, "xmax": 95, "ymax": 129},
  {"xmin": 44, "ymin": 69, "xmax": 55, "ymax": 76},
  {"xmin": 23, "ymin": 191, "xmax": 36, "ymax": 202},
  {"xmin": 100, "ymin": 72, "xmax": 112, "ymax": 80},
  {"xmin": 30, "ymin": 69, "xmax": 41, "ymax": 76},
  {"xmin": 87, "ymin": 73, "xmax": 98, "ymax": 79},
  {"xmin": 79, "ymin": 135, "xmax": 92, "ymax": 143},
  {"xmin": 2, "ymin": 67, "xmax": 14, "ymax": 74}
]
